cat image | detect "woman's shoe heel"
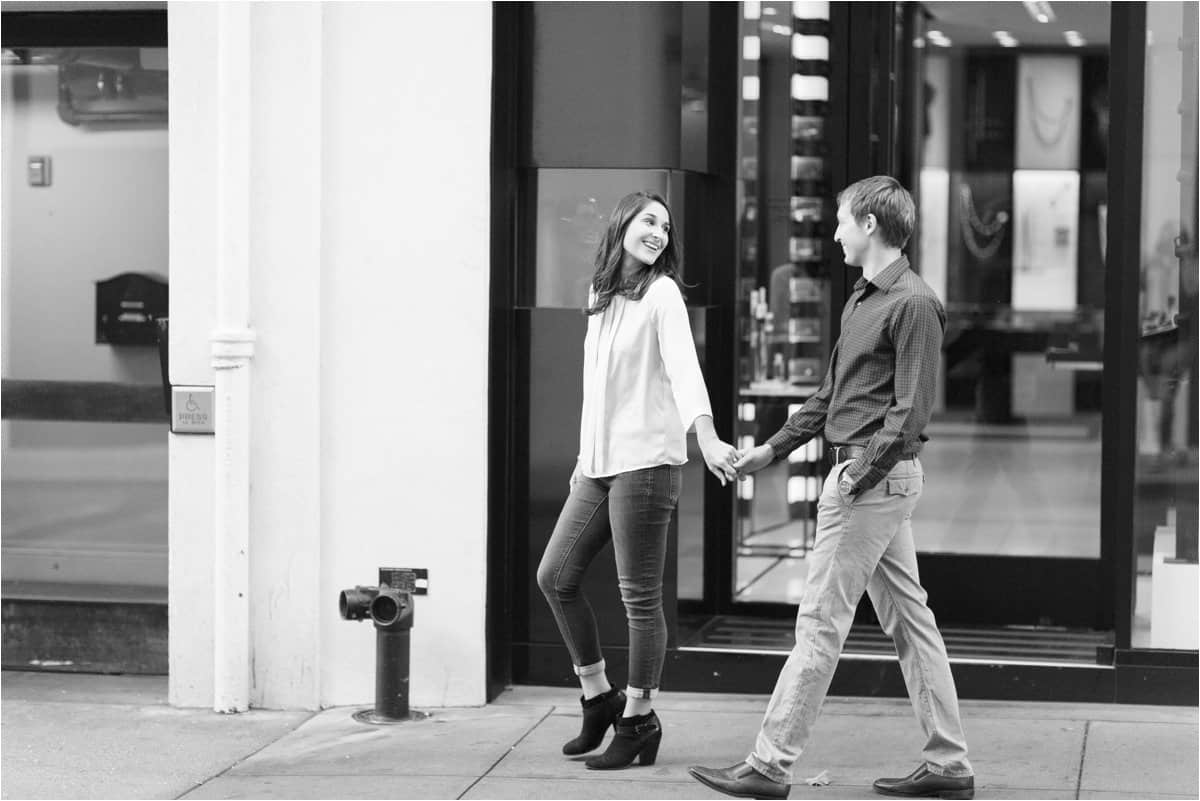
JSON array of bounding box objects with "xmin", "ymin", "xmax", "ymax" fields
[
  {"xmin": 584, "ymin": 711, "xmax": 662, "ymax": 770},
  {"xmin": 637, "ymin": 731, "xmax": 662, "ymax": 766}
]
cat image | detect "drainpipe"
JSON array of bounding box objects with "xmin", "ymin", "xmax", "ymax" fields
[{"xmin": 212, "ymin": 0, "xmax": 254, "ymax": 714}]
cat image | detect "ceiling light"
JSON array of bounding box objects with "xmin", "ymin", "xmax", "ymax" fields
[
  {"xmin": 1063, "ymin": 30, "xmax": 1086, "ymax": 47},
  {"xmin": 763, "ymin": 6, "xmax": 777, "ymax": 14},
  {"xmin": 1023, "ymin": 1, "xmax": 1056, "ymax": 23},
  {"xmin": 992, "ymin": 30, "xmax": 1019, "ymax": 48}
]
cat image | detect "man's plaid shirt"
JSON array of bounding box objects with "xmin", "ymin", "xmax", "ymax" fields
[{"xmin": 765, "ymin": 255, "xmax": 945, "ymax": 493}]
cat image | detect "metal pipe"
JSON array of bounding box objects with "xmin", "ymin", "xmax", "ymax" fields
[{"xmin": 374, "ymin": 628, "xmax": 412, "ymax": 720}]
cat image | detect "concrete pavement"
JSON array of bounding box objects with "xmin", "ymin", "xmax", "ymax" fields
[{"xmin": 2, "ymin": 671, "xmax": 1196, "ymax": 800}]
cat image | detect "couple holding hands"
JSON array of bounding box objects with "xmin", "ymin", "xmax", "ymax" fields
[{"xmin": 537, "ymin": 177, "xmax": 975, "ymax": 800}]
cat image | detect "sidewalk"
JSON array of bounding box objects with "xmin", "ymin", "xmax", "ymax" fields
[{"xmin": 2, "ymin": 671, "xmax": 1196, "ymax": 800}]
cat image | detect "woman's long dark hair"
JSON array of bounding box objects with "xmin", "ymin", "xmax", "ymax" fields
[{"xmin": 585, "ymin": 191, "xmax": 688, "ymax": 316}]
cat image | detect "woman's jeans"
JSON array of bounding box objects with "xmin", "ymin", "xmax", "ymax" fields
[
  {"xmin": 746, "ymin": 457, "xmax": 973, "ymax": 782},
  {"xmin": 537, "ymin": 464, "xmax": 681, "ymax": 698}
]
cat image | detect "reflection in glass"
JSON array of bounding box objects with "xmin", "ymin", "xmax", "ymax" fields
[
  {"xmin": 532, "ymin": 169, "xmax": 671, "ymax": 308},
  {"xmin": 1131, "ymin": 1, "xmax": 1198, "ymax": 649}
]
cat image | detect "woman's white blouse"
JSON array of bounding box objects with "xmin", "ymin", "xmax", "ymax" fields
[{"xmin": 578, "ymin": 275, "xmax": 713, "ymax": 477}]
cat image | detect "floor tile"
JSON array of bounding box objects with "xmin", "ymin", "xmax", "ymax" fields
[
  {"xmin": 464, "ymin": 777, "xmax": 724, "ymax": 799},
  {"xmin": 490, "ymin": 708, "xmax": 768, "ymax": 782},
  {"xmin": 1079, "ymin": 721, "xmax": 1199, "ymax": 797},
  {"xmin": 181, "ymin": 774, "xmax": 471, "ymax": 799},
  {"xmin": 1, "ymin": 700, "xmax": 307, "ymax": 800},
  {"xmin": 228, "ymin": 706, "xmax": 548, "ymax": 777}
]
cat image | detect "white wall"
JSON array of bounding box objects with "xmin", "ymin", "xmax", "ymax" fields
[
  {"xmin": 317, "ymin": 0, "xmax": 492, "ymax": 709},
  {"xmin": 168, "ymin": 0, "xmax": 492, "ymax": 710},
  {"xmin": 246, "ymin": 0, "xmax": 323, "ymax": 710}
]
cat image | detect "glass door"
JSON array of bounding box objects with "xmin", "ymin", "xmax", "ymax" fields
[{"xmin": 696, "ymin": 2, "xmax": 1119, "ymax": 664}]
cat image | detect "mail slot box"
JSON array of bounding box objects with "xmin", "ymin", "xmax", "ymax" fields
[{"xmin": 96, "ymin": 272, "xmax": 168, "ymax": 346}]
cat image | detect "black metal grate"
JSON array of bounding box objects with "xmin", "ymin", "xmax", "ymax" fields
[{"xmin": 684, "ymin": 615, "xmax": 1114, "ymax": 665}]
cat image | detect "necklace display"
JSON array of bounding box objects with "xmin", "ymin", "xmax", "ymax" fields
[
  {"xmin": 1026, "ymin": 76, "xmax": 1074, "ymax": 148},
  {"xmin": 1017, "ymin": 175, "xmax": 1074, "ymax": 271},
  {"xmin": 958, "ymin": 183, "xmax": 1009, "ymax": 262}
]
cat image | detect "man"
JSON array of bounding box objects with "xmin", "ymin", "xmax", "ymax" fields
[{"xmin": 689, "ymin": 176, "xmax": 974, "ymax": 800}]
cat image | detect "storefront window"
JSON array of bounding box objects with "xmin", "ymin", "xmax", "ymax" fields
[
  {"xmin": 731, "ymin": 1, "xmax": 1115, "ymax": 612},
  {"xmin": 1131, "ymin": 2, "xmax": 1198, "ymax": 650},
  {"xmin": 2, "ymin": 47, "xmax": 169, "ymax": 609}
]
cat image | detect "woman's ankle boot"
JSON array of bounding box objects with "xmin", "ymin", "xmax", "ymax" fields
[
  {"xmin": 584, "ymin": 711, "xmax": 662, "ymax": 770},
  {"xmin": 562, "ymin": 688, "xmax": 626, "ymax": 756}
]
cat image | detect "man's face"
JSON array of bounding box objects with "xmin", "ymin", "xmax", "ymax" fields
[{"xmin": 833, "ymin": 202, "xmax": 872, "ymax": 267}]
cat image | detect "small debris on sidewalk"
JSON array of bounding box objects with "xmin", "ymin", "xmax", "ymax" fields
[{"xmin": 805, "ymin": 769, "xmax": 831, "ymax": 786}]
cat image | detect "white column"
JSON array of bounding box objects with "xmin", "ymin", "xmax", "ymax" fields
[
  {"xmin": 211, "ymin": 0, "xmax": 254, "ymax": 714},
  {"xmin": 247, "ymin": 0, "xmax": 323, "ymax": 710}
]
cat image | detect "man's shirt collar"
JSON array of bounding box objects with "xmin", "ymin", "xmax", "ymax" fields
[{"xmin": 853, "ymin": 255, "xmax": 910, "ymax": 294}]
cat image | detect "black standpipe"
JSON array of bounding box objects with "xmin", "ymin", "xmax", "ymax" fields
[
  {"xmin": 338, "ymin": 567, "xmax": 429, "ymax": 724},
  {"xmin": 370, "ymin": 590, "xmax": 413, "ymax": 721}
]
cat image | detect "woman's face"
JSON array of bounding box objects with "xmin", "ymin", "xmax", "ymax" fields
[{"xmin": 622, "ymin": 201, "xmax": 671, "ymax": 268}]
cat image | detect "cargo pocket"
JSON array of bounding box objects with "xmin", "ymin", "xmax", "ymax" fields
[{"xmin": 885, "ymin": 476, "xmax": 921, "ymax": 497}]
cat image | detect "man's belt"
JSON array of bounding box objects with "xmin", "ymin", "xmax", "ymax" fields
[
  {"xmin": 830, "ymin": 444, "xmax": 917, "ymax": 464},
  {"xmin": 831, "ymin": 445, "xmax": 866, "ymax": 464}
]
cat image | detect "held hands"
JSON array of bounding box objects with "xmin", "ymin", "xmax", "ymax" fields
[
  {"xmin": 731, "ymin": 444, "xmax": 773, "ymax": 479},
  {"xmin": 698, "ymin": 435, "xmax": 739, "ymax": 487}
]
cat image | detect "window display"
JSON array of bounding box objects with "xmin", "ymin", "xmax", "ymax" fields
[
  {"xmin": 1015, "ymin": 55, "xmax": 1081, "ymax": 170},
  {"xmin": 734, "ymin": 0, "xmax": 833, "ymax": 570},
  {"xmin": 1012, "ymin": 169, "xmax": 1080, "ymax": 311}
]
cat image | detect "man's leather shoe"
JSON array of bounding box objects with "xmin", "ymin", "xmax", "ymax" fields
[
  {"xmin": 873, "ymin": 765, "xmax": 974, "ymax": 799},
  {"xmin": 688, "ymin": 761, "xmax": 789, "ymax": 800}
]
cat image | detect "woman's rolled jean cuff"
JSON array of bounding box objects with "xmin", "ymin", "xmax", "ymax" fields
[
  {"xmin": 625, "ymin": 685, "xmax": 658, "ymax": 701},
  {"xmin": 574, "ymin": 659, "xmax": 606, "ymax": 678}
]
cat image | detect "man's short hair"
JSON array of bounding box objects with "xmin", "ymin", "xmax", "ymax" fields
[{"xmin": 836, "ymin": 175, "xmax": 916, "ymax": 249}]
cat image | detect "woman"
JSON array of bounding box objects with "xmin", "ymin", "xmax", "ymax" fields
[{"xmin": 536, "ymin": 191, "xmax": 738, "ymax": 770}]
